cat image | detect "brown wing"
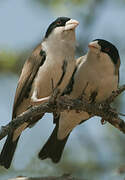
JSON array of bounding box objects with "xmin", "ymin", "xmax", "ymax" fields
[
  {"xmin": 115, "ymin": 58, "xmax": 121, "ymax": 84},
  {"xmin": 76, "ymin": 55, "xmax": 87, "ymax": 66},
  {"xmin": 12, "ymin": 43, "xmax": 46, "ymax": 119}
]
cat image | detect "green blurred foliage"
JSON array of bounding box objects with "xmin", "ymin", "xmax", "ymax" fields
[
  {"xmin": 0, "ymin": 50, "xmax": 29, "ymax": 74},
  {"xmin": 33, "ymin": 0, "xmax": 87, "ymax": 6},
  {"xmin": 0, "ymin": 0, "xmax": 105, "ymax": 73},
  {"xmin": 0, "ymin": 51, "xmax": 18, "ymax": 72},
  {"xmin": 32, "ymin": 0, "xmax": 125, "ymax": 6}
]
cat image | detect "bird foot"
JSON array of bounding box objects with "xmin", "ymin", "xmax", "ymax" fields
[
  {"xmin": 101, "ymin": 118, "xmax": 107, "ymax": 125},
  {"xmin": 31, "ymin": 96, "xmax": 51, "ymax": 105},
  {"xmin": 35, "ymin": 96, "xmax": 51, "ymax": 103}
]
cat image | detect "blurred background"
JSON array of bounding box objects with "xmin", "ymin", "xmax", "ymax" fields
[{"xmin": 0, "ymin": 0, "xmax": 125, "ymax": 180}]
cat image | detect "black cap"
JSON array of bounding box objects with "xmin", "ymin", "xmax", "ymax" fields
[
  {"xmin": 45, "ymin": 17, "xmax": 70, "ymax": 38},
  {"xmin": 93, "ymin": 39, "xmax": 120, "ymax": 65}
]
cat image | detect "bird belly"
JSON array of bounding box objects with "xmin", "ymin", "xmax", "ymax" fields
[
  {"xmin": 31, "ymin": 60, "xmax": 75, "ymax": 99},
  {"xmin": 58, "ymin": 110, "xmax": 90, "ymax": 140},
  {"xmin": 73, "ymin": 70, "xmax": 118, "ymax": 102},
  {"xmin": 95, "ymin": 75, "xmax": 118, "ymax": 102}
]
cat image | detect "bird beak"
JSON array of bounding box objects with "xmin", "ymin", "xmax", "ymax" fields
[
  {"xmin": 88, "ymin": 41, "xmax": 100, "ymax": 50},
  {"xmin": 65, "ymin": 19, "xmax": 79, "ymax": 31}
]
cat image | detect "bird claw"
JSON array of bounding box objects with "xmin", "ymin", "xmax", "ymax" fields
[
  {"xmin": 31, "ymin": 96, "xmax": 51, "ymax": 105},
  {"xmin": 36, "ymin": 96, "xmax": 51, "ymax": 103},
  {"xmin": 75, "ymin": 110, "xmax": 81, "ymax": 113},
  {"xmin": 101, "ymin": 118, "xmax": 107, "ymax": 125},
  {"xmin": 67, "ymin": 105, "xmax": 71, "ymax": 112}
]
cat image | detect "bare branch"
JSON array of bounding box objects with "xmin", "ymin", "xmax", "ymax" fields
[
  {"xmin": 105, "ymin": 84, "xmax": 125, "ymax": 103},
  {"xmin": 0, "ymin": 85, "xmax": 125, "ymax": 140},
  {"xmin": 9, "ymin": 174, "xmax": 84, "ymax": 180}
]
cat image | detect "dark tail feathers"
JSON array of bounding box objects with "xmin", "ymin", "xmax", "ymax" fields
[
  {"xmin": 0, "ymin": 114, "xmax": 44, "ymax": 169},
  {"xmin": 38, "ymin": 124, "xmax": 69, "ymax": 163},
  {"xmin": 0, "ymin": 133, "xmax": 19, "ymax": 169}
]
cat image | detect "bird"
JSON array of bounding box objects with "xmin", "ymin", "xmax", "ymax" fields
[
  {"xmin": 38, "ymin": 39, "xmax": 121, "ymax": 163},
  {"xmin": 0, "ymin": 17, "xmax": 79, "ymax": 169}
]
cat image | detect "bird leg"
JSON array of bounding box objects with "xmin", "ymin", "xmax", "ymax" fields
[
  {"xmin": 31, "ymin": 89, "xmax": 51, "ymax": 104},
  {"xmin": 33, "ymin": 96, "xmax": 51, "ymax": 103}
]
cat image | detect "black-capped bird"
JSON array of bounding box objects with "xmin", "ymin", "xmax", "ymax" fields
[
  {"xmin": 0, "ymin": 17, "xmax": 79, "ymax": 169},
  {"xmin": 39, "ymin": 39, "xmax": 120, "ymax": 163}
]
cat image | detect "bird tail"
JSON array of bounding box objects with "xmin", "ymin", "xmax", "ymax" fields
[
  {"xmin": 0, "ymin": 133, "xmax": 19, "ymax": 169},
  {"xmin": 0, "ymin": 113, "xmax": 44, "ymax": 169},
  {"xmin": 38, "ymin": 123, "xmax": 69, "ymax": 163}
]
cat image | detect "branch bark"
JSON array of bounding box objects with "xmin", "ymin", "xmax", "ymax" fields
[
  {"xmin": 0, "ymin": 85, "xmax": 125, "ymax": 140},
  {"xmin": 9, "ymin": 174, "xmax": 85, "ymax": 180}
]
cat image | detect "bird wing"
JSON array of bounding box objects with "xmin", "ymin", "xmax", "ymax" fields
[
  {"xmin": 76, "ymin": 55, "xmax": 87, "ymax": 67},
  {"xmin": 115, "ymin": 58, "xmax": 121, "ymax": 84},
  {"xmin": 12, "ymin": 43, "xmax": 46, "ymax": 119}
]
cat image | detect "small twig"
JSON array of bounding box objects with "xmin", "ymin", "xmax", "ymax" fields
[
  {"xmin": 105, "ymin": 84, "xmax": 125, "ymax": 104},
  {"xmin": 9, "ymin": 174, "xmax": 84, "ymax": 180},
  {"xmin": 117, "ymin": 112, "xmax": 125, "ymax": 116}
]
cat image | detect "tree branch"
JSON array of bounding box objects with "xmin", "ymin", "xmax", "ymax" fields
[
  {"xmin": 9, "ymin": 174, "xmax": 85, "ymax": 180},
  {"xmin": 0, "ymin": 85, "xmax": 125, "ymax": 140}
]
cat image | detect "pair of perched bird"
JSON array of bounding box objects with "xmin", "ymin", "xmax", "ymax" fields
[{"xmin": 0, "ymin": 17, "xmax": 120, "ymax": 169}]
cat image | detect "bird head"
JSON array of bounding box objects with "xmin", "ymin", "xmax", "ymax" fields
[
  {"xmin": 88, "ymin": 39, "xmax": 120, "ymax": 66},
  {"xmin": 45, "ymin": 17, "xmax": 79, "ymax": 42}
]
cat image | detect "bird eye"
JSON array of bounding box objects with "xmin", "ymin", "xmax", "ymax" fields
[
  {"xmin": 57, "ymin": 21, "xmax": 61, "ymax": 25},
  {"xmin": 104, "ymin": 48, "xmax": 110, "ymax": 52}
]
